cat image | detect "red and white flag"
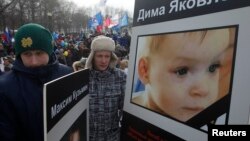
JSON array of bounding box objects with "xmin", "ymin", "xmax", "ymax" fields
[{"xmin": 108, "ymin": 14, "xmax": 119, "ymax": 28}]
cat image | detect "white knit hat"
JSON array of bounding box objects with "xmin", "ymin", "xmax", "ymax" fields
[{"xmin": 85, "ymin": 35, "xmax": 118, "ymax": 69}]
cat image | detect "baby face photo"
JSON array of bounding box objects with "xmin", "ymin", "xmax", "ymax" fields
[{"xmin": 132, "ymin": 26, "xmax": 237, "ymax": 123}]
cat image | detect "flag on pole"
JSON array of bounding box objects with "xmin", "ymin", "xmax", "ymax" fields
[
  {"xmin": 95, "ymin": 12, "xmax": 103, "ymax": 25},
  {"xmin": 96, "ymin": 25, "xmax": 103, "ymax": 33},
  {"xmin": 4, "ymin": 27, "xmax": 12, "ymax": 44},
  {"xmin": 119, "ymin": 13, "xmax": 128, "ymax": 27},
  {"xmin": 104, "ymin": 16, "xmax": 111, "ymax": 27},
  {"xmin": 87, "ymin": 19, "xmax": 93, "ymax": 28},
  {"xmin": 108, "ymin": 14, "xmax": 119, "ymax": 28},
  {"xmin": 88, "ymin": 12, "xmax": 103, "ymax": 29}
]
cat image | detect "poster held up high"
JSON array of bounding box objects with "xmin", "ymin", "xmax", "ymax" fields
[{"xmin": 123, "ymin": 0, "xmax": 250, "ymax": 140}]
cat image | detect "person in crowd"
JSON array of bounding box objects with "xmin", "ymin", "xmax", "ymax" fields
[
  {"xmin": 55, "ymin": 48, "xmax": 68, "ymax": 65},
  {"xmin": 0, "ymin": 57, "xmax": 4, "ymax": 72},
  {"xmin": 119, "ymin": 59, "xmax": 129, "ymax": 75},
  {"xmin": 2, "ymin": 56, "xmax": 14, "ymax": 72},
  {"xmin": 77, "ymin": 41, "xmax": 90, "ymax": 58},
  {"xmin": 72, "ymin": 57, "xmax": 87, "ymax": 72},
  {"xmin": 0, "ymin": 23, "xmax": 72, "ymax": 141},
  {"xmin": 0, "ymin": 43, "xmax": 7, "ymax": 57},
  {"xmin": 85, "ymin": 35, "xmax": 127, "ymax": 141},
  {"xmin": 65, "ymin": 49, "xmax": 74, "ymax": 68},
  {"xmin": 132, "ymin": 27, "xmax": 235, "ymax": 122}
]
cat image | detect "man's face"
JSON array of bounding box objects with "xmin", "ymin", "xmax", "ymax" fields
[
  {"xmin": 93, "ymin": 50, "xmax": 111, "ymax": 71},
  {"xmin": 3, "ymin": 59, "xmax": 10, "ymax": 65},
  {"xmin": 20, "ymin": 50, "xmax": 49, "ymax": 68}
]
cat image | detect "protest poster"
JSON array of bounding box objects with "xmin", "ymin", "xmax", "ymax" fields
[
  {"xmin": 122, "ymin": 0, "xmax": 250, "ymax": 140},
  {"xmin": 44, "ymin": 69, "xmax": 89, "ymax": 141}
]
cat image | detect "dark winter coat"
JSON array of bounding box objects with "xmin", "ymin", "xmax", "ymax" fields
[{"xmin": 0, "ymin": 53, "xmax": 72, "ymax": 141}]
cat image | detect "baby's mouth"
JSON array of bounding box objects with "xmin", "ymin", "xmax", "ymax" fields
[{"xmin": 182, "ymin": 106, "xmax": 204, "ymax": 113}]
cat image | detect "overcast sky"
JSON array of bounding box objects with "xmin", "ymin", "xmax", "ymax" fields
[{"xmin": 70, "ymin": 0, "xmax": 135, "ymax": 15}]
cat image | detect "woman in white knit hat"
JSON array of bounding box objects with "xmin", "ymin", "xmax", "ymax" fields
[{"xmin": 85, "ymin": 35, "xmax": 127, "ymax": 141}]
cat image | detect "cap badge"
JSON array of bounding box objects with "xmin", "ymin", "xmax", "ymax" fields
[{"xmin": 21, "ymin": 37, "xmax": 33, "ymax": 48}]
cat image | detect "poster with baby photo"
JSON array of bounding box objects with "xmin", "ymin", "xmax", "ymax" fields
[
  {"xmin": 60, "ymin": 111, "xmax": 87, "ymax": 141},
  {"xmin": 132, "ymin": 25, "xmax": 236, "ymax": 129},
  {"xmin": 123, "ymin": 0, "xmax": 250, "ymax": 140},
  {"xmin": 43, "ymin": 69, "xmax": 89, "ymax": 141}
]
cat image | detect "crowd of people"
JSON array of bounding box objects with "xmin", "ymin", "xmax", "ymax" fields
[
  {"xmin": 0, "ymin": 23, "xmax": 130, "ymax": 141},
  {"xmin": 0, "ymin": 25, "xmax": 131, "ymax": 75}
]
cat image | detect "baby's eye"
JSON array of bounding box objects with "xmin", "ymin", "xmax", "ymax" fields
[
  {"xmin": 175, "ymin": 67, "xmax": 188, "ymax": 76},
  {"xmin": 208, "ymin": 64, "xmax": 221, "ymax": 73}
]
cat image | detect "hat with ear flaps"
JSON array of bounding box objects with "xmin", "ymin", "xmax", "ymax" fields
[
  {"xmin": 14, "ymin": 23, "xmax": 53, "ymax": 57},
  {"xmin": 85, "ymin": 35, "xmax": 118, "ymax": 69}
]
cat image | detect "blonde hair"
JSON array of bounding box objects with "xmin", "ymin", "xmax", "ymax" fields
[{"xmin": 139, "ymin": 28, "xmax": 233, "ymax": 59}]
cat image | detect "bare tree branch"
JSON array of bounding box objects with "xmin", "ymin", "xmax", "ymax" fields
[{"xmin": 0, "ymin": 0, "xmax": 18, "ymax": 13}]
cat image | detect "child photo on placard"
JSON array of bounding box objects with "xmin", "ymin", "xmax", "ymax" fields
[
  {"xmin": 60, "ymin": 111, "xmax": 87, "ymax": 141},
  {"xmin": 131, "ymin": 26, "xmax": 237, "ymax": 130}
]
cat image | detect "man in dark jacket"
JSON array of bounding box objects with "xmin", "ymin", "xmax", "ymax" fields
[{"xmin": 0, "ymin": 23, "xmax": 72, "ymax": 141}]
